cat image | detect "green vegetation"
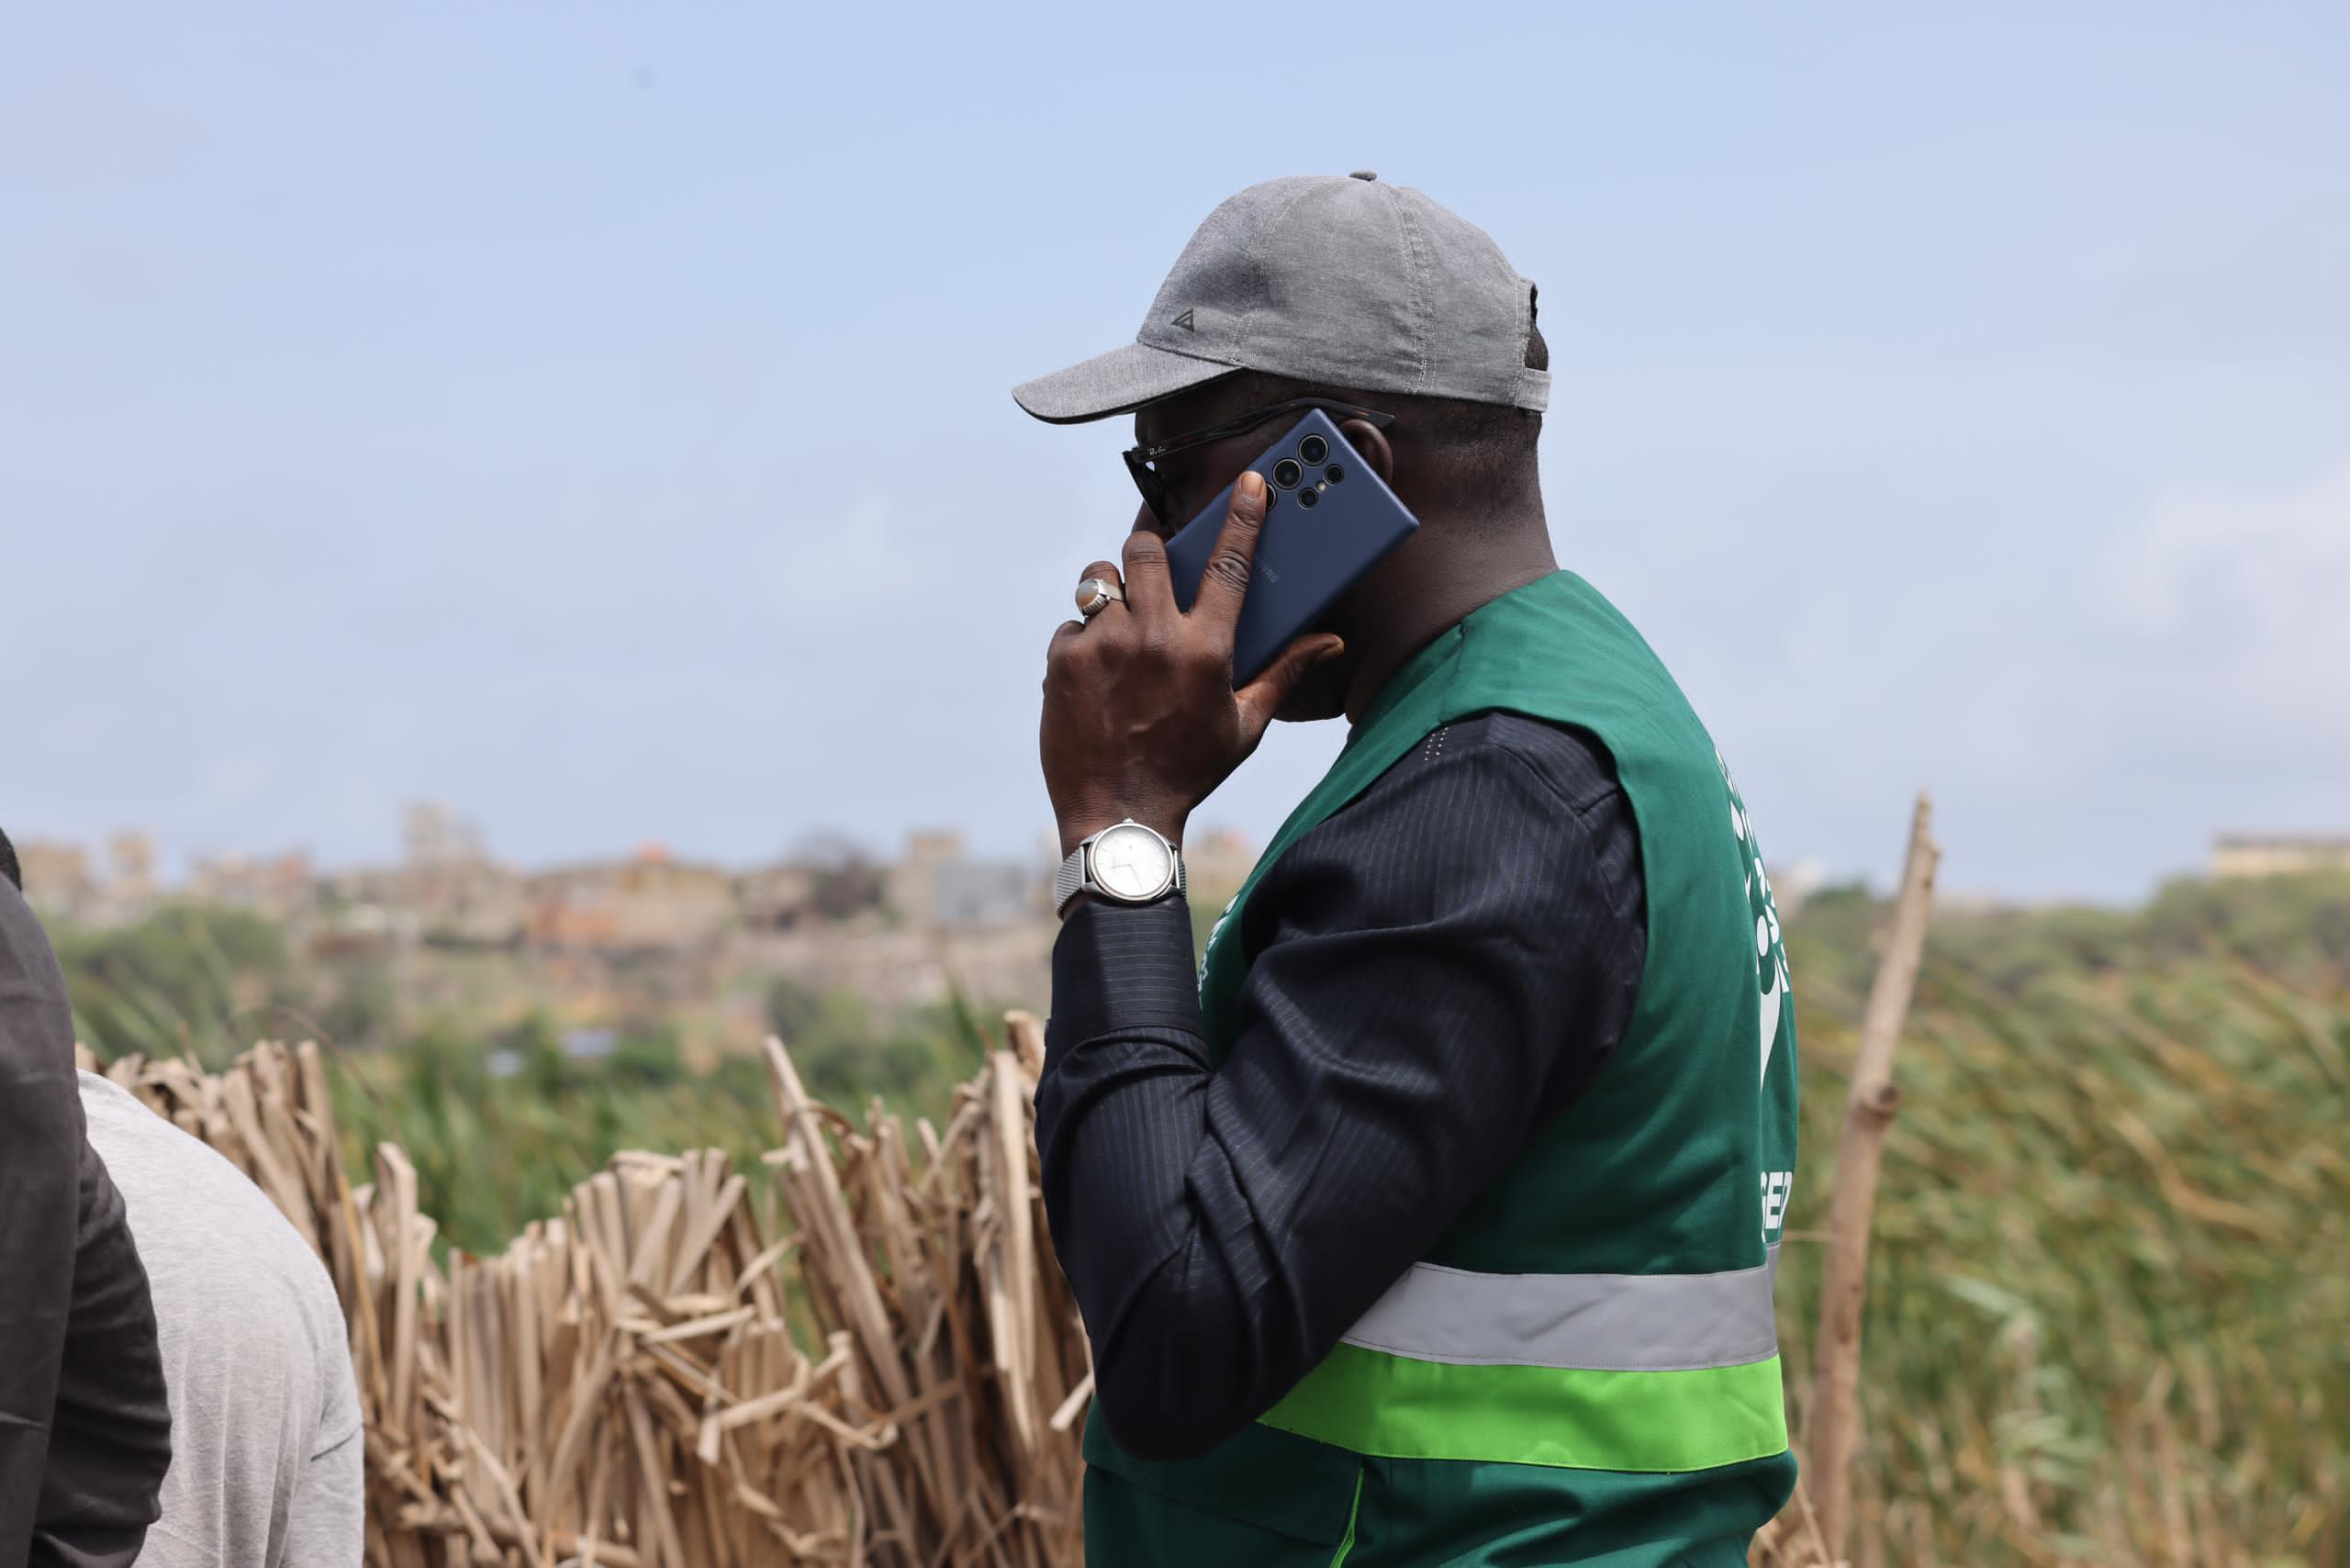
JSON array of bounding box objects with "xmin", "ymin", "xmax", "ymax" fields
[
  {"xmin": 764, "ymin": 975, "xmax": 976, "ymax": 1108},
  {"xmin": 55, "ymin": 904, "xmax": 299, "ymax": 1059},
  {"xmin": 325, "ymin": 1021, "xmax": 779, "ymax": 1250},
  {"xmin": 60, "ymin": 910, "xmax": 991, "ymax": 1252},
  {"xmin": 56, "ymin": 872, "xmax": 2350, "ymax": 1555},
  {"xmin": 323, "ymin": 993, "xmax": 987, "ymax": 1253},
  {"xmin": 1774, "ymin": 872, "xmax": 2348, "ymax": 1556}
]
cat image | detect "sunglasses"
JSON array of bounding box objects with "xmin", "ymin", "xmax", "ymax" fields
[{"xmin": 1122, "ymin": 398, "xmax": 1395, "ymax": 530}]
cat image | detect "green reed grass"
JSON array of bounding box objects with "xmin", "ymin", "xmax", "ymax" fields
[{"xmin": 1774, "ymin": 877, "xmax": 2348, "ymax": 1562}]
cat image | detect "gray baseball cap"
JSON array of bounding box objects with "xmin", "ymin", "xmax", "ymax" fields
[{"xmin": 1013, "ymin": 172, "xmax": 1548, "ymax": 424}]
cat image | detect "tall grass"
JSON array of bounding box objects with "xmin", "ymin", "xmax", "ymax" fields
[{"xmin": 1773, "ymin": 878, "xmax": 2349, "ymax": 1562}]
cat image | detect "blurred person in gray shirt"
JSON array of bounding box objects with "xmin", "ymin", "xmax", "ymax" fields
[{"xmin": 75, "ymin": 1069, "xmax": 364, "ymax": 1565}]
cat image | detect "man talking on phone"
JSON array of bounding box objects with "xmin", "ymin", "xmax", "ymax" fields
[{"xmin": 1019, "ymin": 174, "xmax": 1801, "ymax": 1567}]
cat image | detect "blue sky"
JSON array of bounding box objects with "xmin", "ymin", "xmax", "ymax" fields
[{"xmin": 4, "ymin": 3, "xmax": 2344, "ymax": 901}]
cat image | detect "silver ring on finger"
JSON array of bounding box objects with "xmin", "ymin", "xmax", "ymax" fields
[{"xmin": 1076, "ymin": 577, "xmax": 1126, "ymax": 619}]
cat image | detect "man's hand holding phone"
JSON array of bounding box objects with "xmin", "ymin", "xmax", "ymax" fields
[{"xmin": 1040, "ymin": 470, "xmax": 1345, "ymax": 860}]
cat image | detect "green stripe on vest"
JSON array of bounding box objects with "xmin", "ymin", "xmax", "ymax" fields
[
  {"xmin": 1262, "ymin": 1347, "xmax": 1790, "ymax": 1473},
  {"xmin": 1082, "ymin": 572, "xmax": 1800, "ymax": 1567}
]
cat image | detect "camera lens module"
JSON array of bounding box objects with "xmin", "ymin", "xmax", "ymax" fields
[
  {"xmin": 1323, "ymin": 463, "xmax": 1345, "ymax": 485},
  {"xmin": 1296, "ymin": 486, "xmax": 1321, "ymax": 510},
  {"xmin": 1298, "ymin": 435, "xmax": 1329, "ymax": 465},
  {"xmin": 1271, "ymin": 459, "xmax": 1304, "ymax": 489}
]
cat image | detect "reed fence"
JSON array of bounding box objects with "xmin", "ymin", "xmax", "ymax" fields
[{"xmin": 89, "ymin": 1017, "xmax": 1090, "ymax": 1568}]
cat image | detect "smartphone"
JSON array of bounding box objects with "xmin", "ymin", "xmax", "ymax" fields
[{"xmin": 1161, "ymin": 408, "xmax": 1418, "ymax": 686}]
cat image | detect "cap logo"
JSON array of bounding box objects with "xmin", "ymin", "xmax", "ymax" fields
[{"xmin": 1170, "ymin": 308, "xmax": 1195, "ymax": 334}]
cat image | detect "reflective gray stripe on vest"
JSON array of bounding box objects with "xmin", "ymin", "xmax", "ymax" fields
[{"xmin": 1338, "ymin": 1244, "xmax": 1781, "ymax": 1372}]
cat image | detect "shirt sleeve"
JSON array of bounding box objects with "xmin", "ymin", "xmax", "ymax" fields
[
  {"xmin": 281, "ymin": 1424, "xmax": 365, "ymax": 1568},
  {"xmin": 1035, "ymin": 715, "xmax": 1645, "ymax": 1462},
  {"xmin": 285, "ymin": 1282, "xmax": 367, "ymax": 1568}
]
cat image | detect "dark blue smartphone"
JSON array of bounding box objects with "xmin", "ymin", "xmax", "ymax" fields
[{"xmin": 1162, "ymin": 408, "xmax": 1418, "ymax": 686}]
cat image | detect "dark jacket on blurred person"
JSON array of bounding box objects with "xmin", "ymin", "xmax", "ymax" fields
[{"xmin": 0, "ymin": 827, "xmax": 173, "ymax": 1567}]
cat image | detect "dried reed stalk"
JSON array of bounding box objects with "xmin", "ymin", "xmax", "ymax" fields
[{"xmin": 90, "ymin": 1031, "xmax": 1091, "ymax": 1567}]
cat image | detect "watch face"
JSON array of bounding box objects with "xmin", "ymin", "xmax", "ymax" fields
[{"xmin": 1091, "ymin": 823, "xmax": 1174, "ymax": 902}]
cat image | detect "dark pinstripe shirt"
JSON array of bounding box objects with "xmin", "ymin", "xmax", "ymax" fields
[{"xmin": 1038, "ymin": 711, "xmax": 1647, "ymax": 1462}]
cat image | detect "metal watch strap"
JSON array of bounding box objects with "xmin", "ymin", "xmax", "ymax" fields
[
  {"xmin": 1053, "ymin": 846, "xmax": 1087, "ymax": 913},
  {"xmin": 1054, "ymin": 830, "xmax": 1185, "ymax": 914}
]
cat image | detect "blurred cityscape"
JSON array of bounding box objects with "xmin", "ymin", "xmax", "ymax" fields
[{"xmin": 19, "ymin": 808, "xmax": 2347, "ymax": 1070}]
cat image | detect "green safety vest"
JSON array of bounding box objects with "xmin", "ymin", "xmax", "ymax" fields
[{"xmin": 1080, "ymin": 570, "xmax": 1800, "ymax": 1567}]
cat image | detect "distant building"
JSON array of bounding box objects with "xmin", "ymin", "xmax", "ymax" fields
[
  {"xmin": 17, "ymin": 841, "xmax": 98, "ymax": 924},
  {"xmin": 735, "ymin": 863, "xmax": 821, "ymax": 931},
  {"xmin": 356, "ymin": 803, "xmax": 517, "ymax": 945},
  {"xmin": 403, "ymin": 801, "xmax": 484, "ymax": 868},
  {"xmin": 409, "ymin": 859, "xmax": 529, "ymax": 946},
  {"xmin": 889, "ymin": 830, "xmax": 1042, "ymax": 931},
  {"xmin": 107, "ymin": 834, "xmax": 157, "ymax": 909},
  {"xmin": 526, "ymin": 846, "xmax": 735, "ymax": 952},
  {"xmin": 304, "ymin": 886, "xmax": 418, "ymax": 958},
  {"xmin": 930, "ymin": 860, "xmax": 1037, "ymax": 929},
  {"xmin": 187, "ymin": 851, "xmax": 317, "ymax": 922},
  {"xmin": 887, "ymin": 830, "xmax": 963, "ymax": 928},
  {"xmin": 738, "ymin": 921, "xmax": 1054, "ymax": 1016},
  {"xmin": 2210, "ymin": 834, "xmax": 2350, "ymax": 879},
  {"xmin": 12, "ymin": 834, "xmax": 172, "ymax": 926}
]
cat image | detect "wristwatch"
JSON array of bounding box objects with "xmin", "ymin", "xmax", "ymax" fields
[{"xmin": 1055, "ymin": 819, "xmax": 1186, "ymax": 916}]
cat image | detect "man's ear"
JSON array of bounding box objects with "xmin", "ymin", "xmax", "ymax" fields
[{"xmin": 1338, "ymin": 418, "xmax": 1394, "ymax": 485}]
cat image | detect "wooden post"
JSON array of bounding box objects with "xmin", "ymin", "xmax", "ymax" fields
[{"xmin": 1807, "ymin": 793, "xmax": 1940, "ymax": 1562}]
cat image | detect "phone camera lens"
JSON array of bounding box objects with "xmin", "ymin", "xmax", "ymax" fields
[
  {"xmin": 1323, "ymin": 463, "xmax": 1345, "ymax": 485},
  {"xmin": 1299, "ymin": 435, "xmax": 1329, "ymax": 465},
  {"xmin": 1296, "ymin": 487, "xmax": 1321, "ymax": 510},
  {"xmin": 1271, "ymin": 459, "xmax": 1304, "ymax": 489}
]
